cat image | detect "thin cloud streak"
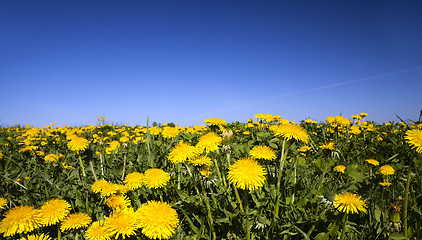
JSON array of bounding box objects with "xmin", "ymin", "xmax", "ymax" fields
[{"xmin": 190, "ymin": 66, "xmax": 422, "ymax": 122}]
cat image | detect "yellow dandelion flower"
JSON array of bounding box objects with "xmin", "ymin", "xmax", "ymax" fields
[
  {"xmin": 144, "ymin": 168, "xmax": 170, "ymax": 189},
  {"xmin": 168, "ymin": 141, "xmax": 200, "ymax": 164},
  {"xmin": 349, "ymin": 126, "xmax": 361, "ymax": 135},
  {"xmin": 379, "ymin": 165, "xmax": 395, "ymax": 175},
  {"xmin": 18, "ymin": 233, "xmax": 52, "ymax": 240},
  {"xmin": 105, "ymin": 208, "xmax": 140, "ymax": 239},
  {"xmin": 270, "ymin": 124, "xmax": 309, "ymax": 144},
  {"xmin": 91, "ymin": 180, "xmax": 109, "ymax": 194},
  {"xmin": 44, "ymin": 153, "xmax": 59, "ymax": 163},
  {"xmin": 67, "ymin": 137, "xmax": 89, "ymax": 153},
  {"xmin": 365, "ymin": 159, "xmax": 379, "ymax": 166},
  {"xmin": 85, "ymin": 220, "xmax": 114, "ymax": 240},
  {"xmin": 105, "ymin": 141, "xmax": 120, "ymax": 154},
  {"xmin": 101, "ymin": 183, "xmax": 120, "ymax": 197},
  {"xmin": 379, "ymin": 182, "xmax": 392, "ymax": 187},
  {"xmin": 200, "ymin": 167, "xmax": 212, "ymax": 178},
  {"xmin": 0, "ymin": 197, "xmax": 7, "ymax": 209},
  {"xmin": 360, "ymin": 112, "xmax": 368, "ymax": 117},
  {"xmin": 189, "ymin": 155, "xmax": 212, "ymax": 166},
  {"xmin": 124, "ymin": 172, "xmax": 144, "ymax": 191},
  {"xmin": 161, "ymin": 127, "xmax": 180, "ymax": 139},
  {"xmin": 299, "ymin": 145, "xmax": 311, "ymax": 152},
  {"xmin": 105, "ymin": 195, "xmax": 131, "ymax": 212},
  {"xmin": 227, "ymin": 158, "xmax": 267, "ymax": 191},
  {"xmin": 333, "ymin": 165, "xmax": 346, "ymax": 173},
  {"xmin": 334, "ymin": 192, "xmax": 367, "ymax": 214},
  {"xmin": 39, "ymin": 199, "xmax": 71, "ymax": 226},
  {"xmin": 0, "ymin": 205, "xmax": 42, "ymax": 237},
  {"xmin": 204, "ymin": 117, "xmax": 227, "ymax": 127},
  {"xmin": 138, "ymin": 200, "xmax": 179, "ymax": 240},
  {"xmin": 320, "ymin": 142, "xmax": 335, "ymax": 150},
  {"xmin": 249, "ymin": 146, "xmax": 277, "ymax": 161},
  {"xmin": 196, "ymin": 132, "xmax": 222, "ymax": 153},
  {"xmin": 405, "ymin": 129, "xmax": 422, "ymax": 153},
  {"xmin": 326, "ymin": 116, "xmax": 335, "ymax": 124},
  {"xmin": 60, "ymin": 212, "xmax": 92, "ymax": 231},
  {"xmin": 0, "ymin": 150, "xmax": 2, "ymax": 160}
]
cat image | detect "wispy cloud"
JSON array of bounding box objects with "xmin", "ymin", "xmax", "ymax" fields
[{"xmin": 189, "ymin": 66, "xmax": 422, "ymax": 122}]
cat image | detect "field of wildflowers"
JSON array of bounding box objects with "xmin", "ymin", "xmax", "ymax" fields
[{"xmin": 0, "ymin": 113, "xmax": 421, "ymax": 240}]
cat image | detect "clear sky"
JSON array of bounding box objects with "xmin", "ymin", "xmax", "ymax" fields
[{"xmin": 1, "ymin": 1, "xmax": 422, "ymax": 127}]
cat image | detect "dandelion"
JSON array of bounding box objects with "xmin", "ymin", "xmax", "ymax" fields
[
  {"xmin": 365, "ymin": 159, "xmax": 379, "ymax": 166},
  {"xmin": 200, "ymin": 167, "xmax": 212, "ymax": 178},
  {"xmin": 18, "ymin": 233, "xmax": 52, "ymax": 240},
  {"xmin": 161, "ymin": 127, "xmax": 180, "ymax": 139},
  {"xmin": 334, "ymin": 192, "xmax": 367, "ymax": 214},
  {"xmin": 67, "ymin": 137, "xmax": 89, "ymax": 153},
  {"xmin": 204, "ymin": 117, "xmax": 227, "ymax": 127},
  {"xmin": 105, "ymin": 195, "xmax": 131, "ymax": 212},
  {"xmin": 124, "ymin": 172, "xmax": 144, "ymax": 191},
  {"xmin": 138, "ymin": 200, "xmax": 179, "ymax": 240},
  {"xmin": 60, "ymin": 212, "xmax": 92, "ymax": 231},
  {"xmin": 227, "ymin": 158, "xmax": 267, "ymax": 191},
  {"xmin": 320, "ymin": 142, "xmax": 335, "ymax": 150},
  {"xmin": 249, "ymin": 146, "xmax": 277, "ymax": 161},
  {"xmin": 91, "ymin": 180, "xmax": 109, "ymax": 194},
  {"xmin": 105, "ymin": 208, "xmax": 140, "ymax": 239},
  {"xmin": 44, "ymin": 153, "xmax": 59, "ymax": 162},
  {"xmin": 0, "ymin": 205, "xmax": 42, "ymax": 237},
  {"xmin": 270, "ymin": 124, "xmax": 309, "ymax": 144},
  {"xmin": 379, "ymin": 182, "xmax": 392, "ymax": 187},
  {"xmin": 299, "ymin": 145, "xmax": 311, "ymax": 152},
  {"xmin": 144, "ymin": 168, "xmax": 170, "ymax": 189},
  {"xmin": 405, "ymin": 129, "xmax": 422, "ymax": 153},
  {"xmin": 100, "ymin": 183, "xmax": 121, "ymax": 197},
  {"xmin": 168, "ymin": 141, "xmax": 200, "ymax": 164},
  {"xmin": 333, "ymin": 165, "xmax": 346, "ymax": 173},
  {"xmin": 379, "ymin": 165, "xmax": 395, "ymax": 175},
  {"xmin": 0, "ymin": 197, "xmax": 7, "ymax": 209},
  {"xmin": 189, "ymin": 155, "xmax": 212, "ymax": 166},
  {"xmin": 196, "ymin": 132, "xmax": 222, "ymax": 153},
  {"xmin": 105, "ymin": 141, "xmax": 120, "ymax": 154},
  {"xmin": 85, "ymin": 220, "xmax": 114, "ymax": 240},
  {"xmin": 38, "ymin": 198, "xmax": 71, "ymax": 226}
]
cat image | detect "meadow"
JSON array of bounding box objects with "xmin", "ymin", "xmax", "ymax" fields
[{"xmin": 0, "ymin": 113, "xmax": 421, "ymax": 240}]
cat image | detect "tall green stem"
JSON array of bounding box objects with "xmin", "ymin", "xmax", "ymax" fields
[
  {"xmin": 403, "ymin": 152, "xmax": 415, "ymax": 240},
  {"xmin": 244, "ymin": 190, "xmax": 250, "ymax": 240},
  {"xmin": 121, "ymin": 154, "xmax": 127, "ymax": 181},
  {"xmin": 78, "ymin": 155, "xmax": 86, "ymax": 177},
  {"xmin": 312, "ymin": 156, "xmax": 330, "ymax": 203},
  {"xmin": 213, "ymin": 157, "xmax": 225, "ymax": 186},
  {"xmin": 339, "ymin": 214, "xmax": 348, "ymax": 240},
  {"xmin": 274, "ymin": 139, "xmax": 289, "ymax": 217},
  {"xmin": 200, "ymin": 178, "xmax": 216, "ymax": 239}
]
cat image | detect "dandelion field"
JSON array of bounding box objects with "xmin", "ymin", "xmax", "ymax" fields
[{"xmin": 0, "ymin": 113, "xmax": 421, "ymax": 240}]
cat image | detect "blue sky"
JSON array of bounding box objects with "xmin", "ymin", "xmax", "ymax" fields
[{"xmin": 1, "ymin": 1, "xmax": 422, "ymax": 127}]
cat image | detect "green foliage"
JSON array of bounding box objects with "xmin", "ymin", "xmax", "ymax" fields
[{"xmin": 0, "ymin": 118, "xmax": 421, "ymax": 239}]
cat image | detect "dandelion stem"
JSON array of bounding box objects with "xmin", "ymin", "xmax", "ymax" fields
[
  {"xmin": 213, "ymin": 157, "xmax": 224, "ymax": 186},
  {"xmin": 233, "ymin": 185, "xmax": 244, "ymax": 214},
  {"xmin": 57, "ymin": 225, "xmax": 61, "ymax": 240},
  {"xmin": 274, "ymin": 139, "xmax": 289, "ymax": 217},
  {"xmin": 244, "ymin": 190, "xmax": 250, "ymax": 240},
  {"xmin": 403, "ymin": 151, "xmax": 415, "ymax": 240},
  {"xmin": 121, "ymin": 154, "xmax": 127, "ymax": 181},
  {"xmin": 339, "ymin": 213, "xmax": 348, "ymax": 240},
  {"xmin": 200, "ymin": 177, "xmax": 216, "ymax": 239},
  {"xmin": 78, "ymin": 155, "xmax": 86, "ymax": 177},
  {"xmin": 312, "ymin": 156, "xmax": 330, "ymax": 203},
  {"xmin": 90, "ymin": 161, "xmax": 98, "ymax": 182},
  {"xmin": 99, "ymin": 152, "xmax": 104, "ymax": 178}
]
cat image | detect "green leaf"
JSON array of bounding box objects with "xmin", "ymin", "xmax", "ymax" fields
[
  {"xmin": 374, "ymin": 205, "xmax": 381, "ymax": 222},
  {"xmin": 389, "ymin": 233, "xmax": 406, "ymax": 239},
  {"xmin": 349, "ymin": 170, "xmax": 364, "ymax": 183}
]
